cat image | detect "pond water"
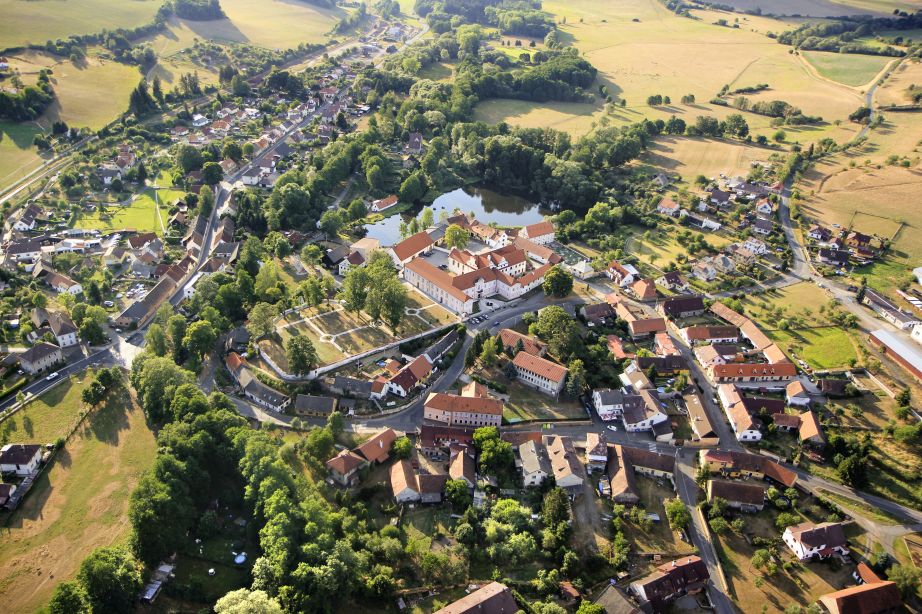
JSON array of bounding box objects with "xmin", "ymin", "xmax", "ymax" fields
[{"xmin": 362, "ymin": 185, "xmax": 551, "ymax": 245}]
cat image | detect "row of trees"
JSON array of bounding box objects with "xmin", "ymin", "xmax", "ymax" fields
[{"xmin": 339, "ymin": 251, "xmax": 409, "ymax": 331}]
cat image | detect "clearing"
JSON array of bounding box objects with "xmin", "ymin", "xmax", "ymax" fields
[
  {"xmin": 0, "ymin": 0, "xmax": 161, "ymax": 50},
  {"xmin": 0, "ymin": 374, "xmax": 156, "ymax": 614},
  {"xmin": 7, "ymin": 50, "xmax": 140, "ymax": 130},
  {"xmin": 73, "ymin": 189, "xmax": 171, "ymax": 235},
  {"xmin": 802, "ymin": 51, "xmax": 892, "ymax": 88}
]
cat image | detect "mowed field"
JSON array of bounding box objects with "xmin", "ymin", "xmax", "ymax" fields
[
  {"xmin": 700, "ymin": 0, "xmax": 921, "ymax": 16},
  {"xmin": 0, "ymin": 374, "xmax": 156, "ymax": 614},
  {"xmin": 7, "ymin": 50, "xmax": 139, "ymax": 130},
  {"xmin": 0, "ymin": 0, "xmax": 161, "ymax": 50},
  {"xmin": 636, "ymin": 135, "xmax": 773, "ymax": 183},
  {"xmin": 473, "ymin": 0, "xmax": 863, "ymax": 144},
  {"xmin": 802, "ymin": 50, "xmax": 893, "ymax": 87},
  {"xmin": 0, "ymin": 122, "xmax": 45, "ymax": 193}
]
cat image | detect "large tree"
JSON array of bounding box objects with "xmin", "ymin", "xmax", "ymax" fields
[
  {"xmin": 77, "ymin": 546, "xmax": 143, "ymax": 614},
  {"xmin": 183, "ymin": 320, "xmax": 217, "ymax": 358},
  {"xmin": 542, "ymin": 265, "xmax": 573, "ymax": 297},
  {"xmin": 215, "ymin": 589, "xmax": 283, "ymax": 614},
  {"xmin": 246, "ymin": 302, "xmax": 278, "ymax": 340},
  {"xmin": 444, "ymin": 223, "xmax": 470, "ymax": 250},
  {"xmin": 48, "ymin": 581, "xmax": 91, "ymax": 614},
  {"xmin": 286, "ymin": 336, "xmax": 318, "ymax": 375}
]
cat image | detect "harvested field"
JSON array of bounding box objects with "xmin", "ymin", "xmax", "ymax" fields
[
  {"xmin": 0, "ymin": 377, "xmax": 155, "ymax": 614},
  {"xmin": 7, "ymin": 50, "xmax": 140, "ymax": 130},
  {"xmin": 638, "ymin": 136, "xmax": 774, "ymax": 184},
  {"xmin": 474, "ymin": 0, "xmax": 862, "ymax": 142},
  {"xmin": 0, "ymin": 0, "xmax": 161, "ymax": 50},
  {"xmin": 182, "ymin": 0, "xmax": 343, "ymax": 49}
]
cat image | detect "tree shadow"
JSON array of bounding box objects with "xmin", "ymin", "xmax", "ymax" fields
[
  {"xmin": 0, "ymin": 122, "xmax": 39, "ymax": 149},
  {"xmin": 80, "ymin": 390, "xmax": 132, "ymax": 445},
  {"xmin": 182, "ymin": 17, "xmax": 249, "ymax": 45}
]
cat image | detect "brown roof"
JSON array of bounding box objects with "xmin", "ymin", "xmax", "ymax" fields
[
  {"xmin": 633, "ymin": 556, "xmax": 709, "ymax": 604},
  {"xmin": 355, "ymin": 428, "xmax": 397, "ymax": 464},
  {"xmin": 498, "ymin": 329, "xmax": 546, "ymax": 356},
  {"xmin": 684, "ymin": 325, "xmax": 739, "ymax": 340},
  {"xmin": 449, "ymin": 451, "xmax": 476, "ymax": 484},
  {"xmin": 425, "ymin": 392, "xmax": 503, "ymax": 416},
  {"xmin": 772, "ymin": 413, "xmax": 802, "ymax": 429},
  {"xmin": 712, "ymin": 362, "xmax": 798, "ymax": 379},
  {"xmin": 392, "ymin": 231, "xmax": 434, "ymax": 261},
  {"xmin": 434, "ymin": 582, "xmax": 519, "ymax": 614},
  {"xmin": 787, "ymin": 379, "xmax": 808, "ymax": 397},
  {"xmin": 404, "ymin": 258, "xmax": 470, "ymax": 303},
  {"xmin": 512, "ymin": 352, "xmax": 568, "ymax": 383},
  {"xmin": 326, "ymin": 450, "xmax": 365, "ymax": 475},
  {"xmin": 607, "ymin": 335, "xmax": 633, "ymax": 359},
  {"xmin": 631, "ymin": 278, "xmax": 657, "ymax": 300},
  {"xmin": 523, "ymin": 220, "xmax": 555, "ymax": 238},
  {"xmin": 799, "ymin": 410, "xmax": 825, "ymax": 443},
  {"xmin": 390, "ymin": 459, "xmax": 417, "ymax": 496},
  {"xmin": 820, "ymin": 581, "xmax": 902, "ymax": 614},
  {"xmin": 702, "ymin": 449, "xmax": 797, "ymax": 487},
  {"xmin": 629, "ymin": 318, "xmax": 668, "ymax": 336},
  {"xmin": 708, "ymin": 479, "xmax": 766, "ymax": 506},
  {"xmin": 407, "ymin": 355, "xmax": 432, "ymax": 379},
  {"xmin": 622, "ymin": 445, "xmax": 676, "ymax": 474}
]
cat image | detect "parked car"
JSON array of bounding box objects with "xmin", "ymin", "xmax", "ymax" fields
[{"xmin": 607, "ymin": 425, "xmax": 618, "ymax": 432}]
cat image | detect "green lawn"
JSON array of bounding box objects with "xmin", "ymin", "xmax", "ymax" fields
[
  {"xmin": 73, "ymin": 189, "xmax": 168, "ymax": 234},
  {"xmin": 851, "ymin": 256, "xmax": 916, "ymax": 296},
  {"xmin": 0, "ymin": 376, "xmax": 156, "ymax": 614},
  {"xmin": 767, "ymin": 327, "xmax": 858, "ymax": 370},
  {"xmin": 803, "ymin": 51, "xmax": 892, "ymax": 87}
]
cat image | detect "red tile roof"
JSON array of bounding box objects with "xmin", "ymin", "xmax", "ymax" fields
[{"xmin": 512, "ymin": 352, "xmax": 568, "ymax": 383}]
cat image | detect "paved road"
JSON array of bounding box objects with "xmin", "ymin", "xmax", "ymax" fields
[{"xmin": 0, "ymin": 347, "xmax": 116, "ymax": 413}]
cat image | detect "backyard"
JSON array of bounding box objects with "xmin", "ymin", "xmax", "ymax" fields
[
  {"xmin": 0, "ymin": 374, "xmax": 156, "ymax": 613},
  {"xmin": 714, "ymin": 510, "xmax": 856, "ymax": 613},
  {"xmin": 501, "ymin": 378, "xmax": 587, "ymax": 423}
]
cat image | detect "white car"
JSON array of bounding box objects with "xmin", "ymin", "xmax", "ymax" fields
[
  {"xmin": 607, "ymin": 425, "xmax": 618, "ymax": 432},
  {"xmin": 46, "ymin": 372, "xmax": 60, "ymax": 381}
]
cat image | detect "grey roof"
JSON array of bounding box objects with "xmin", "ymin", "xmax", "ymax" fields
[
  {"xmin": 594, "ymin": 388, "xmax": 624, "ymax": 406},
  {"xmin": 519, "ymin": 439, "xmax": 551, "ymax": 477},
  {"xmin": 0, "ymin": 444, "xmax": 42, "ymax": 465},
  {"xmin": 239, "ymin": 370, "xmax": 289, "ymax": 407},
  {"xmin": 425, "ymin": 328, "xmax": 459, "ymax": 361},
  {"xmin": 333, "ymin": 376, "xmax": 373, "ymax": 396},
  {"xmin": 20, "ymin": 342, "xmax": 61, "ymax": 363},
  {"xmin": 293, "ymin": 394, "xmax": 337, "ymax": 415}
]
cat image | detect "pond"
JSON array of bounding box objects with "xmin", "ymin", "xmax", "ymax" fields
[{"xmin": 362, "ymin": 185, "xmax": 551, "ymax": 245}]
